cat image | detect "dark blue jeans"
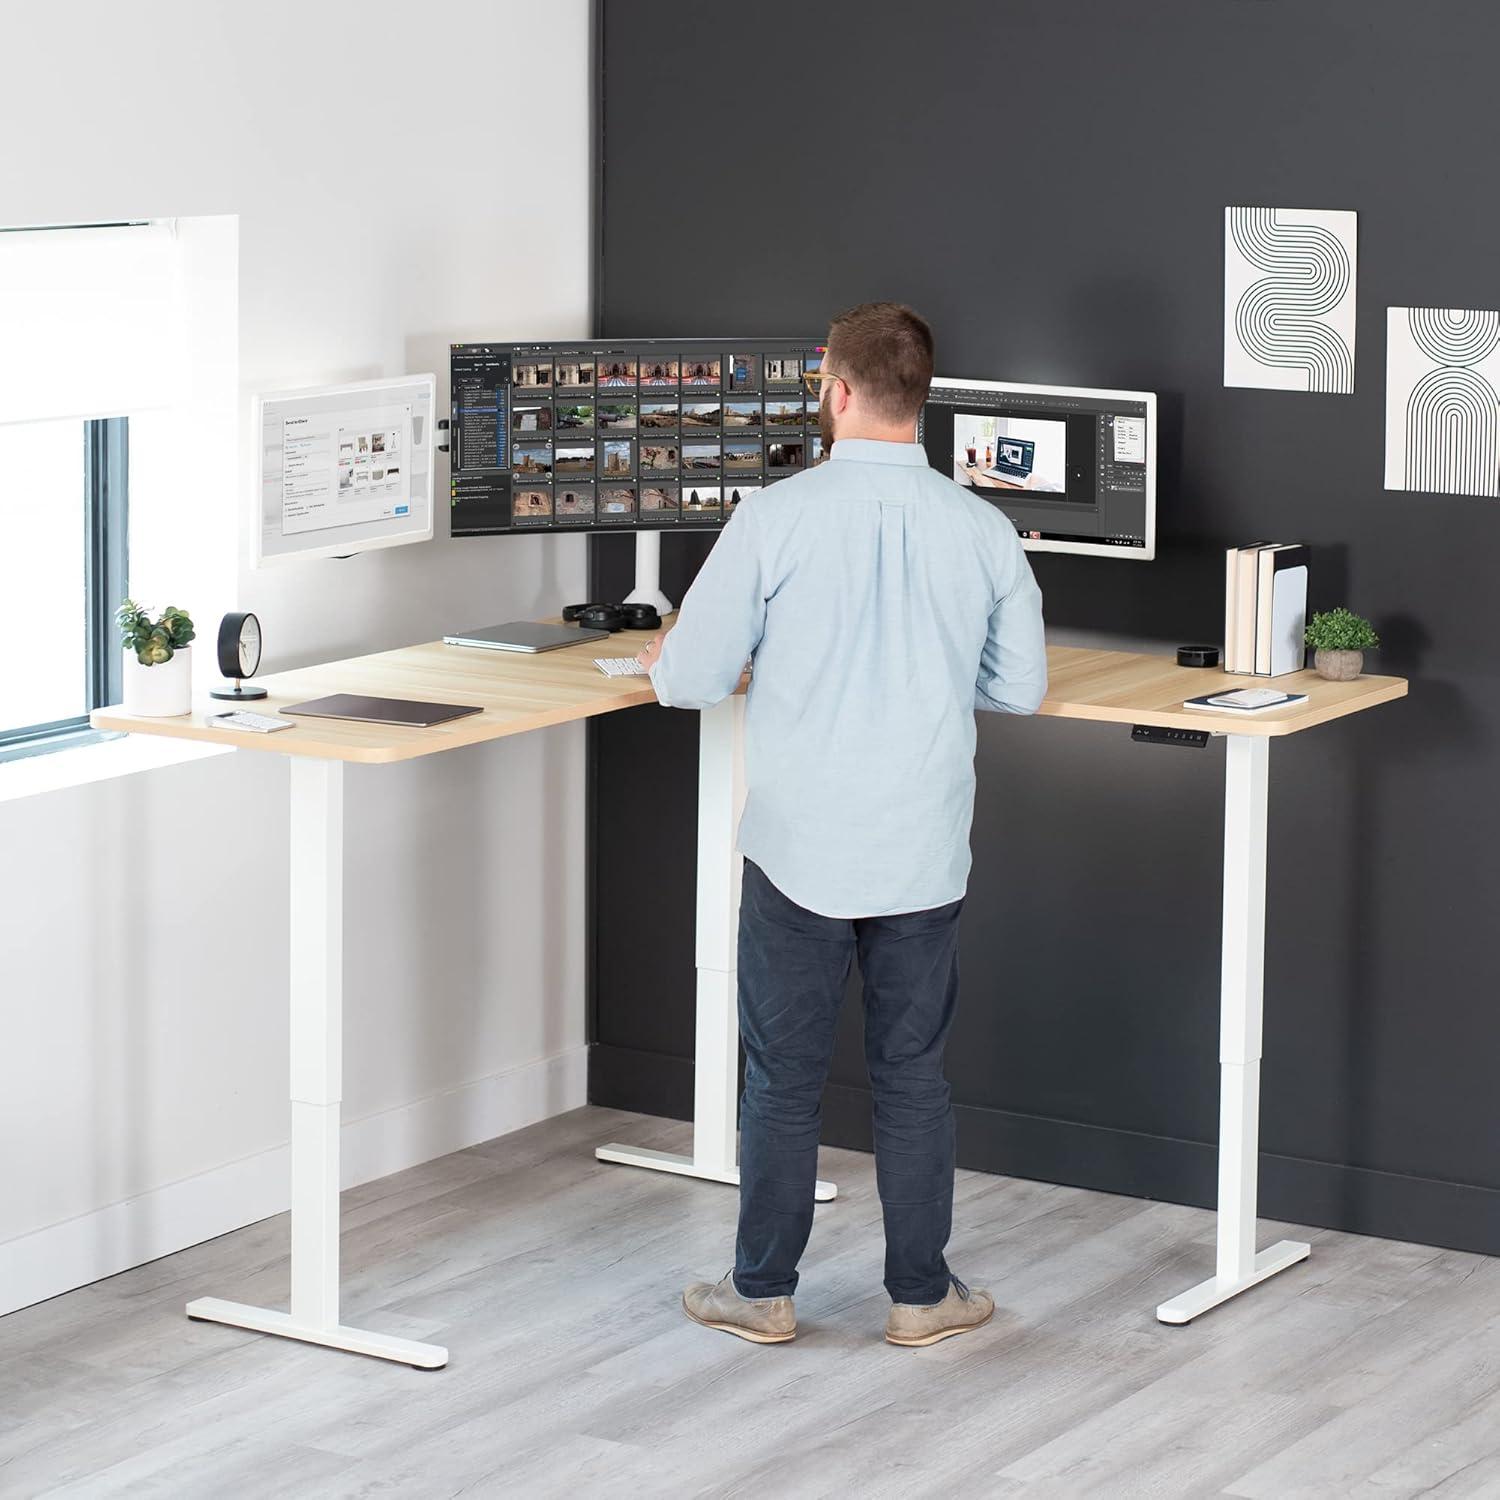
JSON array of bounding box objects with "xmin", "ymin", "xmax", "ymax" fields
[{"xmin": 733, "ymin": 860, "xmax": 962, "ymax": 1305}]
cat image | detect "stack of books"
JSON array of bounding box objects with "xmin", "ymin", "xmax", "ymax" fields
[{"xmin": 1224, "ymin": 542, "xmax": 1309, "ymax": 676}]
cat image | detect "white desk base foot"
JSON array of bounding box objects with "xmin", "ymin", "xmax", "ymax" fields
[
  {"xmin": 1155, "ymin": 740, "xmax": 1309, "ymax": 1327},
  {"xmin": 186, "ymin": 1297, "xmax": 448, "ymax": 1368},
  {"xmin": 187, "ymin": 762, "xmax": 447, "ymax": 1372},
  {"xmin": 1155, "ymin": 1239, "xmax": 1309, "ymax": 1324},
  {"xmin": 594, "ymin": 1143, "xmax": 837, "ymax": 1202}
]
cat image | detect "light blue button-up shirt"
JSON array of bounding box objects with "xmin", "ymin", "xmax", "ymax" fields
[{"xmin": 650, "ymin": 438, "xmax": 1047, "ymax": 918}]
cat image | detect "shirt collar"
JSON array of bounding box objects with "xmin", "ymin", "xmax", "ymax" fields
[{"xmin": 828, "ymin": 438, "xmax": 929, "ymax": 467}]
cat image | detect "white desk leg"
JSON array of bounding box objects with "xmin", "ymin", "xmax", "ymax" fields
[
  {"xmin": 187, "ymin": 757, "xmax": 448, "ymax": 1368},
  {"xmin": 1157, "ymin": 735, "xmax": 1308, "ymax": 1324},
  {"xmin": 597, "ymin": 696, "xmax": 837, "ymax": 1202}
]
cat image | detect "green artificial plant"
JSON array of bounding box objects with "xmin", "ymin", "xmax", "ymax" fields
[
  {"xmin": 1304, "ymin": 607, "xmax": 1379, "ymax": 653},
  {"xmin": 116, "ymin": 599, "xmax": 196, "ymax": 666}
]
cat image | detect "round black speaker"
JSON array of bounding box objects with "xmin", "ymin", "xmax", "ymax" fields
[
  {"xmin": 577, "ymin": 603, "xmax": 625, "ymax": 632},
  {"xmin": 1177, "ymin": 645, "xmax": 1222, "ymax": 668},
  {"xmin": 620, "ymin": 602, "xmax": 662, "ymax": 631}
]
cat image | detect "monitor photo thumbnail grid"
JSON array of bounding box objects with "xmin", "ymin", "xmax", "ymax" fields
[
  {"xmin": 505, "ymin": 348, "xmax": 820, "ymax": 525},
  {"xmin": 336, "ymin": 424, "xmax": 403, "ymax": 499}
]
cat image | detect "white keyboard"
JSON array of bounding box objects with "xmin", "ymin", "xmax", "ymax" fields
[
  {"xmin": 210, "ymin": 710, "xmax": 295, "ymax": 732},
  {"xmin": 595, "ymin": 657, "xmax": 647, "ymax": 678}
]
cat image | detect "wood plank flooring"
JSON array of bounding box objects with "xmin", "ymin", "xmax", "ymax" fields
[{"xmin": 3, "ymin": 1106, "xmax": 1498, "ymax": 1499}]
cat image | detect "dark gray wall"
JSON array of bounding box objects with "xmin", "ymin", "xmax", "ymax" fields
[{"xmin": 588, "ymin": 0, "xmax": 1500, "ymax": 1254}]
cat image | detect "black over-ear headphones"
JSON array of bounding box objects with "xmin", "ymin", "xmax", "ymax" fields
[
  {"xmin": 575, "ymin": 603, "xmax": 624, "ymax": 632},
  {"xmin": 620, "ymin": 602, "xmax": 662, "ymax": 630},
  {"xmin": 564, "ymin": 601, "xmax": 662, "ymax": 633}
]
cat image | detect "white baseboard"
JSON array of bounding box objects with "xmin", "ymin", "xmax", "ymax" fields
[{"xmin": 0, "ymin": 1045, "xmax": 588, "ymax": 1318}]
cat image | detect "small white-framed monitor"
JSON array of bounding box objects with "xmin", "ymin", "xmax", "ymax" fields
[
  {"xmin": 254, "ymin": 374, "xmax": 436, "ymax": 565},
  {"xmin": 920, "ymin": 376, "xmax": 1156, "ymax": 560}
]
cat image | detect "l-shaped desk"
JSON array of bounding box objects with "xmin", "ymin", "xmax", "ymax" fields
[{"xmin": 94, "ymin": 634, "xmax": 1406, "ymax": 1366}]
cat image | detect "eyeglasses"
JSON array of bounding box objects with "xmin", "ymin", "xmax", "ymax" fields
[{"xmin": 803, "ymin": 368, "xmax": 846, "ymax": 398}]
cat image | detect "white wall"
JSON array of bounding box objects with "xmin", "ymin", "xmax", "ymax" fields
[{"xmin": 0, "ymin": 0, "xmax": 594, "ymax": 1312}]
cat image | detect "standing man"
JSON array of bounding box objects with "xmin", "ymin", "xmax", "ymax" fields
[{"xmin": 639, "ymin": 303, "xmax": 1047, "ymax": 1346}]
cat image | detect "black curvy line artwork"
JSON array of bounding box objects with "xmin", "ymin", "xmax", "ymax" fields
[
  {"xmin": 1395, "ymin": 308, "xmax": 1500, "ymax": 497},
  {"xmin": 1225, "ymin": 207, "xmax": 1355, "ymax": 394}
]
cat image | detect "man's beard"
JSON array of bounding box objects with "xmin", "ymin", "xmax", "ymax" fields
[{"xmin": 818, "ymin": 391, "xmax": 835, "ymax": 456}]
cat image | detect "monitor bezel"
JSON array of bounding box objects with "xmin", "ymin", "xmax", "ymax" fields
[{"xmin": 926, "ymin": 375, "xmax": 1157, "ymax": 562}]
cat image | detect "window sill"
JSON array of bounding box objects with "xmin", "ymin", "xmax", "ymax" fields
[{"xmin": 0, "ymin": 729, "xmax": 233, "ymax": 804}]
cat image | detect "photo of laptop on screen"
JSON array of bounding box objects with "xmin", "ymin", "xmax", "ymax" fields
[{"xmin": 986, "ymin": 438, "xmax": 1035, "ymax": 483}]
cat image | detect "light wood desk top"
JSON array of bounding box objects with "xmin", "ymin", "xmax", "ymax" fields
[
  {"xmin": 91, "ymin": 626, "xmax": 661, "ymax": 764},
  {"xmin": 1037, "ymin": 646, "xmax": 1406, "ymax": 736},
  {"xmin": 93, "ymin": 636, "xmax": 1407, "ymax": 763}
]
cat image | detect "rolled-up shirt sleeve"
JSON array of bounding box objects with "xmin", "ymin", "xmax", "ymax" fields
[
  {"xmin": 975, "ymin": 541, "xmax": 1047, "ymax": 715},
  {"xmin": 650, "ymin": 504, "xmax": 766, "ymax": 710}
]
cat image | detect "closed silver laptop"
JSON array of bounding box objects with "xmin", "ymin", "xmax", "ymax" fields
[{"xmin": 441, "ymin": 620, "xmax": 606, "ymax": 653}]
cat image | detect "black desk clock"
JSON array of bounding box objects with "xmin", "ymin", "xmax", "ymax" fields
[{"xmin": 210, "ymin": 611, "xmax": 267, "ymax": 700}]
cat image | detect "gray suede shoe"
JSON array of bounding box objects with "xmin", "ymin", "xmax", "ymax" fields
[
  {"xmin": 683, "ymin": 1272, "xmax": 796, "ymax": 1344},
  {"xmin": 885, "ymin": 1278, "xmax": 995, "ymax": 1347}
]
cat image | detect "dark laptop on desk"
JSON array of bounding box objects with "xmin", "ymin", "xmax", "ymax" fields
[
  {"xmin": 283, "ymin": 695, "xmax": 483, "ymax": 727},
  {"xmin": 984, "ymin": 437, "xmax": 1035, "ymax": 483}
]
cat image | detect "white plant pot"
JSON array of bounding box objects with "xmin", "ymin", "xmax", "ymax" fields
[{"xmin": 122, "ymin": 646, "xmax": 193, "ymax": 716}]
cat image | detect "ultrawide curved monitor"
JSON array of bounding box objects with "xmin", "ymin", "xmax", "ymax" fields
[{"xmin": 449, "ymin": 337, "xmax": 825, "ymax": 536}]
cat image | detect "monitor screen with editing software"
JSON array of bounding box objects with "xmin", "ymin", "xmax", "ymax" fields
[
  {"xmin": 255, "ymin": 374, "xmax": 436, "ymax": 565},
  {"xmin": 920, "ymin": 377, "xmax": 1156, "ymax": 559},
  {"xmin": 449, "ymin": 337, "xmax": 826, "ymax": 536}
]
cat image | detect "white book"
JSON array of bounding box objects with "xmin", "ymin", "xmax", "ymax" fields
[
  {"xmin": 1231, "ymin": 542, "xmax": 1273, "ymax": 674},
  {"xmin": 1224, "ymin": 547, "xmax": 1240, "ymax": 672}
]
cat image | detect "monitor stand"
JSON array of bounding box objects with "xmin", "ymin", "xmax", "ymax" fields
[{"xmin": 623, "ymin": 531, "xmax": 674, "ymax": 617}]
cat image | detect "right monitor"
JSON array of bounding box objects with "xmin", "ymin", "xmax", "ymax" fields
[{"xmin": 920, "ymin": 377, "xmax": 1156, "ymax": 560}]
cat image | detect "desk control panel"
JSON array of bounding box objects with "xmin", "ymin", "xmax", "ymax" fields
[{"xmin": 1132, "ymin": 724, "xmax": 1210, "ymax": 749}]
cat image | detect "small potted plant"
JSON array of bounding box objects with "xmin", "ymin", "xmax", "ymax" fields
[
  {"xmin": 117, "ymin": 599, "xmax": 196, "ymax": 715},
  {"xmin": 1305, "ymin": 607, "xmax": 1378, "ymax": 682}
]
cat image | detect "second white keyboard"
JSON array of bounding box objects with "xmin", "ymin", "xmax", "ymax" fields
[{"xmin": 595, "ymin": 657, "xmax": 647, "ymax": 678}]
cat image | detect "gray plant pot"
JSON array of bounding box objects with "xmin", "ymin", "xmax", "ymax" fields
[{"xmin": 1314, "ymin": 648, "xmax": 1363, "ymax": 681}]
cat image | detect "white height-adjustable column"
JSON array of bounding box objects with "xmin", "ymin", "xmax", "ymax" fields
[
  {"xmin": 597, "ymin": 695, "xmax": 837, "ymax": 1201},
  {"xmin": 186, "ymin": 757, "xmax": 448, "ymax": 1368},
  {"xmin": 1156, "ymin": 734, "xmax": 1309, "ymax": 1324}
]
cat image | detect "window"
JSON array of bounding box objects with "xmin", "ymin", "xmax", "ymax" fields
[
  {"xmin": 0, "ymin": 418, "xmax": 128, "ymax": 760},
  {"xmin": 0, "ymin": 221, "xmax": 180, "ymax": 762}
]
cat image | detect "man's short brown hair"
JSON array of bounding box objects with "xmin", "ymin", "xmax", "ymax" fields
[{"xmin": 825, "ymin": 301, "xmax": 934, "ymax": 423}]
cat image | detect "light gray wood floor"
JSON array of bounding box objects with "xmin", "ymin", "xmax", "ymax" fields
[{"xmin": 4, "ymin": 1105, "xmax": 1499, "ymax": 1499}]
